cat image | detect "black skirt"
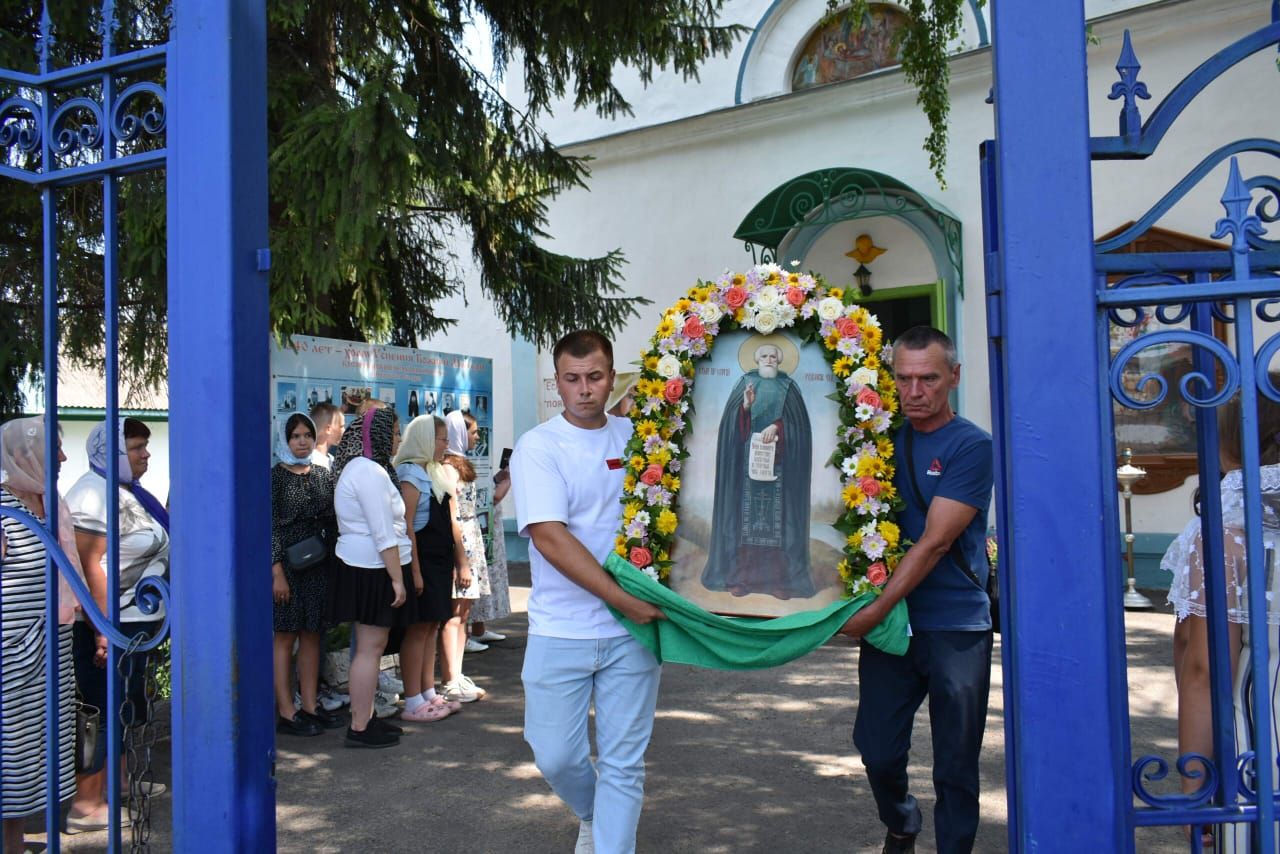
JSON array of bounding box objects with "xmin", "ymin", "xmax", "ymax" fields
[
  {"xmin": 413, "ymin": 496, "xmax": 456, "ymax": 622},
  {"xmin": 330, "ymin": 558, "xmax": 422, "ymax": 628}
]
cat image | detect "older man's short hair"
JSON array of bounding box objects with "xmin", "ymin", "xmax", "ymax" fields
[{"xmin": 893, "ymin": 325, "xmax": 958, "ymax": 368}]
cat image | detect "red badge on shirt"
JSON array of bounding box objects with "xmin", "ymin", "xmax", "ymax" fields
[{"xmin": 605, "ymin": 458, "xmax": 623, "ymax": 470}]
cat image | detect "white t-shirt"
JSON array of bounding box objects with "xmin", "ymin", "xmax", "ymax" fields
[
  {"xmin": 512, "ymin": 413, "xmax": 633, "ymax": 639},
  {"xmin": 334, "ymin": 457, "xmax": 412, "ymax": 568},
  {"xmin": 309, "ymin": 449, "xmax": 332, "ymax": 469},
  {"xmin": 65, "ymin": 471, "xmax": 169, "ymax": 622}
]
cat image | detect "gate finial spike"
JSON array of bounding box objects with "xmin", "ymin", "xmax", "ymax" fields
[
  {"xmin": 99, "ymin": 0, "xmax": 118, "ymax": 56},
  {"xmin": 36, "ymin": 2, "xmax": 53, "ymax": 72},
  {"xmin": 1107, "ymin": 30, "xmax": 1150, "ymax": 138},
  {"xmin": 1211, "ymin": 157, "xmax": 1265, "ymax": 254}
]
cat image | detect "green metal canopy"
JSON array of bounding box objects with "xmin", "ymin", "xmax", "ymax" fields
[{"xmin": 733, "ymin": 167, "xmax": 962, "ymax": 256}]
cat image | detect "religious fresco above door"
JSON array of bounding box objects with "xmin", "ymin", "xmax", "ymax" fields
[{"xmin": 791, "ymin": 3, "xmax": 910, "ymax": 91}]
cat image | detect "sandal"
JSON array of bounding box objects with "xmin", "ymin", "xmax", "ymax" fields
[{"xmin": 401, "ymin": 701, "xmax": 451, "ymax": 722}]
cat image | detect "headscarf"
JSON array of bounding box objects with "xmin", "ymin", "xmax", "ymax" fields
[
  {"xmin": 276, "ymin": 412, "xmax": 317, "ymax": 466},
  {"xmin": 445, "ymin": 409, "xmax": 471, "ymax": 457},
  {"xmin": 1, "ymin": 417, "xmax": 84, "ymax": 623},
  {"xmin": 394, "ymin": 415, "xmax": 450, "ymax": 501},
  {"xmin": 86, "ymin": 419, "xmax": 170, "ymax": 531},
  {"xmin": 332, "ymin": 407, "xmax": 399, "ymax": 486}
]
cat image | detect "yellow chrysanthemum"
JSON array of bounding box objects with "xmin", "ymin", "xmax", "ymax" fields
[
  {"xmin": 647, "ymin": 448, "xmax": 672, "ymax": 466},
  {"xmin": 864, "ymin": 356, "xmax": 880, "ymax": 371},
  {"xmin": 879, "ymin": 521, "xmax": 900, "ymax": 549},
  {"xmin": 847, "ymin": 531, "xmax": 864, "ymax": 549},
  {"xmin": 622, "ymin": 502, "xmax": 640, "ymax": 522},
  {"xmin": 880, "ymin": 483, "xmax": 898, "ymax": 501},
  {"xmin": 829, "ymin": 287, "xmax": 844, "ymax": 300},
  {"xmin": 655, "ymin": 318, "xmax": 676, "ymax": 338},
  {"xmin": 824, "ymin": 332, "xmax": 841, "ymax": 350},
  {"xmin": 657, "ymin": 549, "xmax": 670, "ymax": 564},
  {"xmin": 659, "ymin": 426, "xmax": 673, "ymax": 440},
  {"xmin": 765, "ymin": 271, "xmax": 781, "ymax": 285},
  {"xmin": 667, "ymin": 475, "xmax": 681, "ymax": 492},
  {"xmin": 629, "ymin": 455, "xmax": 645, "ymax": 472},
  {"xmin": 644, "ymin": 355, "xmax": 659, "ymax": 372},
  {"xmin": 864, "ymin": 327, "xmax": 883, "ymax": 351},
  {"xmin": 734, "ymin": 308, "xmax": 746, "ymax": 322},
  {"xmin": 851, "ymin": 308, "xmax": 870, "ymax": 325},
  {"xmin": 623, "ymin": 474, "xmax": 637, "ymax": 492},
  {"xmin": 832, "ymin": 355, "xmax": 854, "ymax": 377},
  {"xmin": 656, "ymin": 509, "xmax": 678, "ymax": 535},
  {"xmin": 674, "ymin": 298, "xmax": 692, "ymax": 312},
  {"xmin": 887, "ymin": 553, "xmax": 902, "ymax": 570},
  {"xmin": 730, "ymin": 274, "xmax": 746, "ymax": 287},
  {"xmin": 635, "ymin": 420, "xmax": 658, "ymax": 438},
  {"xmin": 842, "ymin": 481, "xmax": 864, "ymax": 508},
  {"xmin": 877, "ymin": 438, "xmax": 894, "ymax": 458},
  {"xmin": 837, "ymin": 559, "xmax": 853, "ymax": 582},
  {"xmin": 787, "ymin": 272, "xmax": 801, "ymax": 285},
  {"xmin": 616, "ymin": 542, "xmax": 628, "ymax": 556}
]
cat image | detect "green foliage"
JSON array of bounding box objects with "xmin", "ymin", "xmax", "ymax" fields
[
  {"xmin": 825, "ymin": 0, "xmax": 983, "ymax": 188},
  {"xmin": 1, "ymin": 1, "xmax": 747, "ymax": 412}
]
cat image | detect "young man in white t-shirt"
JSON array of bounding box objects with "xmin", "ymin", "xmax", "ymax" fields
[
  {"xmin": 308, "ymin": 401, "xmax": 343, "ymax": 468},
  {"xmin": 512, "ymin": 330, "xmax": 666, "ymax": 854}
]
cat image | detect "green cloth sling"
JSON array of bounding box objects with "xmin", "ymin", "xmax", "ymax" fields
[{"xmin": 602, "ymin": 553, "xmax": 909, "ymax": 670}]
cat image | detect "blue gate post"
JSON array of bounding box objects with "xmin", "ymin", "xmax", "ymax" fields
[
  {"xmin": 166, "ymin": 0, "xmax": 275, "ymax": 848},
  {"xmin": 988, "ymin": 1, "xmax": 1129, "ymax": 849}
]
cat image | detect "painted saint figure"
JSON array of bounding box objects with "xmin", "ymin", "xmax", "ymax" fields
[{"xmin": 701, "ymin": 341, "xmax": 816, "ymax": 599}]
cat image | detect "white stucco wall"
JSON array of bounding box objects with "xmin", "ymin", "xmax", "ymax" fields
[
  {"xmin": 439, "ymin": 0, "xmax": 1275, "ymax": 540},
  {"xmin": 55, "ymin": 418, "xmax": 171, "ymax": 507}
]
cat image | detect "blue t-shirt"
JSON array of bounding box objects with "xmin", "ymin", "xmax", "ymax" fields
[
  {"xmin": 394, "ymin": 463, "xmax": 433, "ymax": 532},
  {"xmin": 894, "ymin": 416, "xmax": 993, "ymax": 631}
]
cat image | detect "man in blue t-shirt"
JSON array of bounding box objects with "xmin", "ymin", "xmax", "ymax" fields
[{"xmin": 839, "ymin": 326, "xmax": 994, "ymax": 854}]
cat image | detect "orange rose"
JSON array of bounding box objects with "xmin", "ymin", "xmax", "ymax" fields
[
  {"xmin": 860, "ymin": 476, "xmax": 881, "ymax": 497},
  {"xmin": 856, "ymin": 387, "xmax": 882, "ymax": 409},
  {"xmin": 683, "ymin": 316, "xmax": 705, "ymax": 338},
  {"xmin": 866, "ymin": 562, "xmax": 888, "ymax": 586},
  {"xmin": 663, "ymin": 378, "xmax": 685, "ymax": 403},
  {"xmin": 723, "ymin": 286, "xmax": 748, "ymax": 309},
  {"xmin": 640, "ymin": 463, "xmax": 664, "ymax": 486},
  {"xmin": 630, "ymin": 546, "xmax": 653, "ymax": 568},
  {"xmin": 835, "ymin": 317, "xmax": 861, "ymax": 339},
  {"xmin": 785, "ymin": 286, "xmax": 807, "ymax": 307}
]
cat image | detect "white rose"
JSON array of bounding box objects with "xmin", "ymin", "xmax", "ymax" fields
[
  {"xmin": 754, "ymin": 308, "xmax": 780, "ymax": 334},
  {"xmin": 656, "ymin": 354, "xmax": 682, "ymax": 379},
  {"xmin": 756, "ymin": 285, "xmax": 780, "ymax": 307},
  {"xmin": 696, "ymin": 301, "xmax": 723, "ymax": 324},
  {"xmin": 817, "ymin": 297, "xmax": 844, "ymax": 321},
  {"xmin": 851, "ymin": 367, "xmax": 878, "ymax": 387}
]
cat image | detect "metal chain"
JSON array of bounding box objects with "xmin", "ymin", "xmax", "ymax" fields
[{"xmin": 116, "ymin": 631, "xmax": 159, "ymax": 852}]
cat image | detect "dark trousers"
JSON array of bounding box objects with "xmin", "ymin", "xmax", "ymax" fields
[
  {"xmin": 72, "ymin": 620, "xmax": 156, "ymax": 774},
  {"xmin": 853, "ymin": 630, "xmax": 993, "ymax": 854}
]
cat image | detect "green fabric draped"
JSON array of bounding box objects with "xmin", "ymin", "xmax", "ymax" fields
[{"xmin": 602, "ymin": 553, "xmax": 910, "ymax": 669}]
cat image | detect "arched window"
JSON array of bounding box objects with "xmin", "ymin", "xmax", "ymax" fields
[{"xmin": 791, "ymin": 3, "xmax": 911, "ymax": 91}]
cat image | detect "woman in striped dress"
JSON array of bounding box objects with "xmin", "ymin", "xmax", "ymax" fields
[{"xmin": 1, "ymin": 417, "xmax": 80, "ymax": 853}]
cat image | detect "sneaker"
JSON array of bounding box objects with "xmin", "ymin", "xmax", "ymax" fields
[
  {"xmin": 459, "ymin": 674, "xmax": 487, "ymax": 699},
  {"xmin": 276, "ymin": 712, "xmax": 323, "ymax": 737},
  {"xmin": 374, "ymin": 689, "xmax": 400, "ymax": 719},
  {"xmin": 881, "ymin": 830, "xmax": 916, "ymax": 854},
  {"xmin": 368, "ymin": 713, "xmax": 403, "ymax": 736},
  {"xmin": 575, "ymin": 819, "xmax": 594, "ymax": 854},
  {"xmin": 299, "ymin": 706, "xmax": 346, "ymax": 730},
  {"xmin": 465, "ymin": 638, "xmax": 489, "ymax": 653},
  {"xmin": 401, "ymin": 701, "xmax": 451, "ymax": 722},
  {"xmin": 317, "ymin": 685, "xmax": 347, "ymax": 711},
  {"xmin": 441, "ymin": 679, "xmax": 480, "ymax": 703},
  {"xmin": 377, "ymin": 670, "xmax": 404, "ymax": 694},
  {"xmin": 344, "ymin": 725, "xmax": 399, "ymax": 749},
  {"xmin": 473, "ymin": 630, "xmax": 506, "ymax": 643}
]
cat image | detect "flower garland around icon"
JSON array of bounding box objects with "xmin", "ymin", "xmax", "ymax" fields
[{"xmin": 613, "ymin": 263, "xmax": 907, "ymax": 600}]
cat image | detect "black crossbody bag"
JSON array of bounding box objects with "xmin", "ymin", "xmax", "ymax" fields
[{"xmin": 903, "ymin": 426, "xmax": 1000, "ymax": 634}]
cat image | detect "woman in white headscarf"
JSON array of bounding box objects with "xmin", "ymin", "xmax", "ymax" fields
[
  {"xmin": 438, "ymin": 410, "xmax": 491, "ymax": 703},
  {"xmin": 1, "ymin": 417, "xmax": 80, "ymax": 852},
  {"xmin": 64, "ymin": 417, "xmax": 169, "ymax": 831}
]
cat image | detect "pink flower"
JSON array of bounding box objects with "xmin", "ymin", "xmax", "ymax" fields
[
  {"xmin": 630, "ymin": 546, "xmax": 654, "ymax": 568},
  {"xmin": 867, "ymin": 562, "xmax": 888, "ymax": 586},
  {"xmin": 785, "ymin": 287, "xmax": 807, "ymax": 308},
  {"xmin": 723, "ymin": 286, "xmax": 748, "ymax": 309},
  {"xmin": 835, "ymin": 317, "xmax": 861, "ymax": 339},
  {"xmin": 856, "ymin": 387, "xmax": 882, "ymax": 409},
  {"xmin": 683, "ymin": 316, "xmax": 706, "ymax": 339},
  {"xmin": 663, "ymin": 377, "xmax": 685, "ymax": 403},
  {"xmin": 640, "ymin": 464, "xmax": 664, "ymax": 486},
  {"xmin": 859, "ymin": 476, "xmax": 881, "ymax": 498}
]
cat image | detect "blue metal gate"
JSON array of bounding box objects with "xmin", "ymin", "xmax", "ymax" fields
[
  {"xmin": 984, "ymin": 2, "xmax": 1280, "ymax": 850},
  {"xmin": 0, "ymin": 1, "xmax": 274, "ymax": 850}
]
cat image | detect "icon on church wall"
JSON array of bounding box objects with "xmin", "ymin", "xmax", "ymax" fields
[{"xmin": 791, "ymin": 3, "xmax": 910, "ymax": 92}]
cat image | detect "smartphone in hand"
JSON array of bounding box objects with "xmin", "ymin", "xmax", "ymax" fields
[{"xmin": 499, "ymin": 447, "xmax": 513, "ymax": 470}]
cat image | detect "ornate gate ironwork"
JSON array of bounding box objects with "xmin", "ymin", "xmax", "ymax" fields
[
  {"xmin": 0, "ymin": 1, "xmax": 273, "ymax": 851},
  {"xmin": 984, "ymin": 2, "xmax": 1280, "ymax": 850}
]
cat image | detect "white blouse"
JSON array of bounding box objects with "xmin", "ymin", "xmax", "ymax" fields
[
  {"xmin": 334, "ymin": 458, "xmax": 412, "ymax": 568},
  {"xmin": 1162, "ymin": 464, "xmax": 1280, "ymax": 624}
]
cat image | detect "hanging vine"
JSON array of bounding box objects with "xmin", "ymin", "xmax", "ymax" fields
[{"xmin": 825, "ymin": 0, "xmax": 984, "ymax": 188}]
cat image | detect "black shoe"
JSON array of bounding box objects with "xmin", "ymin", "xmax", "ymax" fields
[
  {"xmin": 882, "ymin": 831, "xmax": 916, "ymax": 854},
  {"xmin": 368, "ymin": 713, "xmax": 403, "ymax": 736},
  {"xmin": 299, "ymin": 707, "xmax": 345, "ymax": 730},
  {"xmin": 344, "ymin": 725, "xmax": 399, "ymax": 749},
  {"xmin": 276, "ymin": 713, "xmax": 322, "ymax": 737}
]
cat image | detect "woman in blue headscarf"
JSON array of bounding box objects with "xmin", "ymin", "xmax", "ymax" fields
[{"xmin": 64, "ymin": 417, "xmax": 169, "ymax": 831}]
